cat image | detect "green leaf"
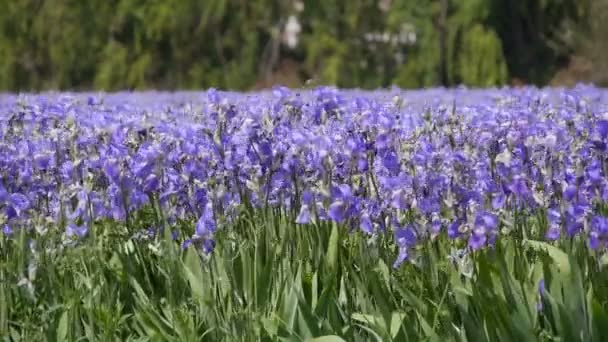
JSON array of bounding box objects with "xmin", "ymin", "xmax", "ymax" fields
[
  {"xmin": 326, "ymin": 223, "xmax": 339, "ymax": 276},
  {"xmin": 305, "ymin": 335, "xmax": 347, "ymax": 342},
  {"xmin": 262, "ymin": 317, "xmax": 279, "ymax": 337},
  {"xmin": 281, "ymin": 273, "xmax": 300, "ymax": 332},
  {"xmin": 523, "ymin": 240, "xmax": 571, "ymax": 275},
  {"xmin": 390, "ymin": 312, "xmax": 407, "ymax": 339},
  {"xmin": 352, "ymin": 313, "xmax": 379, "ymax": 326},
  {"xmin": 600, "ymin": 253, "xmax": 608, "ymax": 269},
  {"xmin": 354, "ymin": 323, "xmax": 385, "ymax": 342},
  {"xmin": 376, "ymin": 259, "xmax": 391, "ymax": 289},
  {"xmin": 591, "ymin": 297, "xmax": 608, "ymax": 340},
  {"xmin": 417, "ymin": 312, "xmax": 441, "ymax": 341},
  {"xmin": 57, "ymin": 311, "xmax": 69, "ymax": 341},
  {"xmin": 183, "ymin": 247, "xmax": 205, "ymax": 302},
  {"xmin": 352, "ymin": 312, "xmax": 393, "ymax": 340},
  {"xmin": 311, "ymin": 271, "xmax": 319, "ymax": 310},
  {"xmin": 297, "ymin": 305, "xmax": 317, "ymax": 340}
]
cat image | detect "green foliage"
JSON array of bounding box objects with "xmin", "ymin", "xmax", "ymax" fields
[
  {"xmin": 488, "ymin": 0, "xmax": 591, "ymax": 84},
  {"xmin": 3, "ymin": 206, "xmax": 608, "ymax": 340},
  {"xmin": 573, "ymin": 0, "xmax": 608, "ymax": 86},
  {"xmin": 456, "ymin": 24, "xmax": 508, "ymax": 87},
  {"xmin": 0, "ymin": 0, "xmax": 593, "ymax": 90}
]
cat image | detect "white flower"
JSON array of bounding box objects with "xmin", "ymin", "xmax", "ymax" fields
[
  {"xmin": 293, "ymin": 0, "xmax": 304, "ymax": 12},
  {"xmin": 283, "ymin": 16, "xmax": 301, "ymax": 49},
  {"xmin": 378, "ymin": 0, "xmax": 391, "ymax": 12}
]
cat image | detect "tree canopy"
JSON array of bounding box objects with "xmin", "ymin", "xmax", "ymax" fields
[{"xmin": 0, "ymin": 0, "xmax": 593, "ymax": 91}]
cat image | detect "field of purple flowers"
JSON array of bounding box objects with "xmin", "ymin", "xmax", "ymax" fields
[{"xmin": 2, "ymin": 86, "xmax": 608, "ymax": 341}]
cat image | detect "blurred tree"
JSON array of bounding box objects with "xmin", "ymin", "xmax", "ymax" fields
[
  {"xmin": 488, "ymin": 0, "xmax": 590, "ymax": 85},
  {"xmin": 448, "ymin": 0, "xmax": 508, "ymax": 86},
  {"xmin": 0, "ymin": 0, "xmax": 594, "ymax": 90},
  {"xmin": 576, "ymin": 0, "xmax": 608, "ymax": 86}
]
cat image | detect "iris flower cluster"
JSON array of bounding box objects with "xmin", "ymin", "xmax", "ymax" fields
[{"xmin": 0, "ymin": 86, "xmax": 607, "ymax": 267}]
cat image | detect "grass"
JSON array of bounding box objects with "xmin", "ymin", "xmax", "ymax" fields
[{"xmin": 2, "ymin": 205, "xmax": 608, "ymax": 341}]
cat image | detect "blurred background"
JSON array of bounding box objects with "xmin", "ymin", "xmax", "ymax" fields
[{"xmin": 0, "ymin": 0, "xmax": 606, "ymax": 91}]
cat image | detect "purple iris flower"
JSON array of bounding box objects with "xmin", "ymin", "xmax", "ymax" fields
[
  {"xmin": 10, "ymin": 193, "xmax": 30, "ymax": 212},
  {"xmin": 327, "ymin": 184, "xmax": 355, "ymax": 223},
  {"xmin": 360, "ymin": 212, "xmax": 373, "ymax": 234},
  {"xmin": 545, "ymin": 226, "xmax": 561, "ymax": 241},
  {"xmin": 492, "ymin": 191, "xmax": 506, "ymax": 209},
  {"xmin": 565, "ymin": 217, "xmax": 583, "ymax": 237},
  {"xmin": 448, "ymin": 220, "xmax": 462, "ymax": 240},
  {"xmin": 589, "ymin": 216, "xmax": 608, "ymax": 250},
  {"xmin": 382, "ymin": 151, "xmax": 400, "ymax": 174},
  {"xmin": 103, "ymin": 160, "xmax": 121, "ymax": 183},
  {"xmin": 357, "ymin": 158, "xmax": 369, "ymax": 172},
  {"xmin": 66, "ymin": 223, "xmax": 88, "ymax": 238},
  {"xmin": 508, "ymin": 177, "xmax": 531, "ymax": 198},
  {"xmin": 468, "ymin": 231, "xmax": 487, "ymax": 250},
  {"xmin": 133, "ymin": 160, "xmax": 154, "ymax": 179},
  {"xmin": 35, "ymin": 154, "xmax": 52, "ymax": 169},
  {"xmin": 563, "ymin": 185, "xmax": 577, "ymax": 202},
  {"xmin": 466, "ymin": 211, "xmax": 499, "ymax": 250},
  {"xmin": 2, "ymin": 225, "xmax": 12, "ymax": 236},
  {"xmin": 430, "ymin": 218, "xmax": 442, "ymax": 237},
  {"xmin": 60, "ymin": 161, "xmax": 74, "ymax": 181},
  {"xmin": 589, "ymin": 231, "xmax": 601, "ymax": 250},
  {"xmin": 328, "ymin": 201, "xmax": 346, "ymax": 222},
  {"xmin": 474, "ymin": 211, "xmax": 498, "ymax": 231},
  {"xmin": 195, "ymin": 205, "xmax": 216, "ymax": 237},
  {"xmin": 390, "ymin": 189, "xmax": 410, "ymax": 210},
  {"xmin": 597, "ymin": 120, "xmax": 608, "ymax": 139},
  {"xmin": 201, "ymin": 239, "xmax": 216, "ymax": 254},
  {"xmin": 182, "ymin": 239, "xmax": 193, "ymax": 249},
  {"xmin": 536, "ymin": 279, "xmax": 545, "ymax": 312},
  {"xmin": 302, "ymin": 190, "xmax": 314, "ymax": 206},
  {"xmin": 393, "ymin": 246, "xmax": 409, "ymax": 268},
  {"xmin": 418, "ymin": 196, "xmax": 440, "ymax": 215},
  {"xmin": 395, "ymin": 225, "xmax": 417, "ymax": 247},
  {"xmin": 393, "ymin": 225, "xmax": 417, "ymax": 268},
  {"xmin": 296, "ymin": 204, "xmax": 311, "ymax": 224},
  {"xmin": 111, "ymin": 205, "xmax": 126, "ymax": 221},
  {"xmin": 545, "ymin": 209, "xmax": 561, "ymax": 241},
  {"xmin": 143, "ymin": 174, "xmax": 160, "ymax": 193},
  {"xmin": 586, "ymin": 163, "xmax": 603, "ymax": 185},
  {"xmin": 0, "ymin": 186, "xmax": 7, "ymax": 203}
]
